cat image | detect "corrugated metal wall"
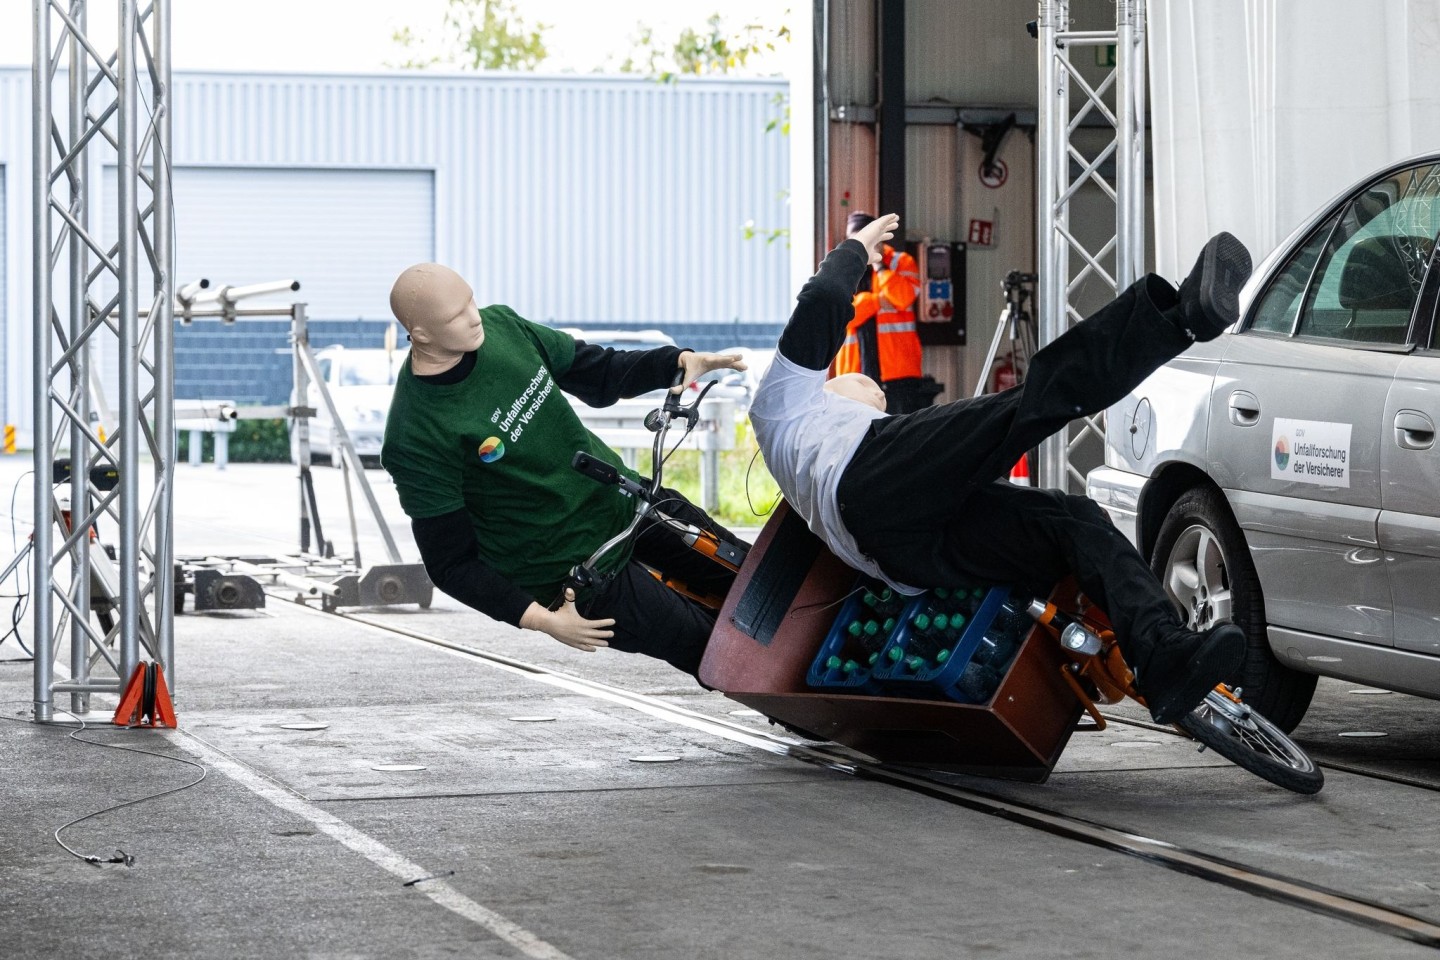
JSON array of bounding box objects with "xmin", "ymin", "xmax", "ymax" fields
[
  {"xmin": 0, "ymin": 67, "xmax": 791, "ymax": 437},
  {"xmin": 167, "ymin": 71, "xmax": 791, "ymax": 327}
]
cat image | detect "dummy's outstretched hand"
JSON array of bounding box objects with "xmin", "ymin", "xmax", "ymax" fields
[
  {"xmin": 852, "ymin": 212, "xmax": 900, "ymax": 267},
  {"xmin": 519, "ymin": 591, "xmax": 614, "ymax": 652},
  {"xmin": 674, "ymin": 351, "xmax": 748, "ymax": 394}
]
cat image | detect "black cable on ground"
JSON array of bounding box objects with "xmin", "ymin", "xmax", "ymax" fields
[{"xmin": 0, "ymin": 701, "xmax": 207, "ymax": 866}]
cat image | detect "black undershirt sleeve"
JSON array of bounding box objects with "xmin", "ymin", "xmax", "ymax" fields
[
  {"xmin": 776, "ymin": 238, "xmax": 871, "ymax": 371},
  {"xmin": 411, "ymin": 509, "xmax": 534, "ymax": 627},
  {"xmin": 556, "ymin": 343, "xmax": 689, "ymax": 406}
]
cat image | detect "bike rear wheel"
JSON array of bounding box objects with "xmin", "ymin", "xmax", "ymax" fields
[{"xmin": 1177, "ymin": 689, "xmax": 1324, "ymax": 795}]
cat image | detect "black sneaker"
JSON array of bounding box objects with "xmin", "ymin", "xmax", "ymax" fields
[
  {"xmin": 1174, "ymin": 232, "xmax": 1253, "ymax": 341},
  {"xmin": 1137, "ymin": 623, "xmax": 1246, "ymax": 724}
]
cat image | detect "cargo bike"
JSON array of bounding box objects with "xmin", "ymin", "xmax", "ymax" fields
[{"xmin": 562, "ymin": 375, "xmax": 1323, "ymax": 795}]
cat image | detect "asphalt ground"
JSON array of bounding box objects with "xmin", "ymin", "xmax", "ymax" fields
[{"xmin": 3, "ymin": 460, "xmax": 1440, "ymax": 959}]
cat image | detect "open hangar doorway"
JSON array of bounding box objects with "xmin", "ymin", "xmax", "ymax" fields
[{"xmin": 801, "ymin": 0, "xmax": 1154, "ymax": 484}]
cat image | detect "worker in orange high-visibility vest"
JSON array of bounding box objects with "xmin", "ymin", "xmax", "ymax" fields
[{"xmin": 833, "ymin": 211, "xmax": 926, "ymax": 412}]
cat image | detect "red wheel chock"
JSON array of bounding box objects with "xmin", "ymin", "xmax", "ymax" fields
[{"xmin": 112, "ymin": 661, "xmax": 178, "ymax": 728}]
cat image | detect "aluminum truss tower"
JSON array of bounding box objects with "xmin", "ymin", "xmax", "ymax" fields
[
  {"xmin": 1035, "ymin": 0, "xmax": 1146, "ymax": 491},
  {"xmin": 31, "ymin": 0, "xmax": 174, "ymax": 722}
]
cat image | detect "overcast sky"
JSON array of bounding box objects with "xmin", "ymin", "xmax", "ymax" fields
[{"xmin": 1, "ymin": 0, "xmax": 792, "ymax": 75}]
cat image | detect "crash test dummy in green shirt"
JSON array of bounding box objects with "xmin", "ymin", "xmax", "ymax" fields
[{"xmin": 381, "ymin": 263, "xmax": 747, "ymax": 676}]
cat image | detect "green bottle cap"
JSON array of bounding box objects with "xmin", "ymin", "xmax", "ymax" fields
[
  {"xmin": 934, "ymin": 587, "xmax": 950, "ymax": 599},
  {"xmin": 972, "ymin": 587, "xmax": 984, "ymax": 599},
  {"xmin": 933, "ymin": 613, "xmax": 949, "ymax": 632},
  {"xmin": 868, "ymin": 651, "xmax": 880, "ymax": 665},
  {"xmin": 847, "ymin": 620, "xmax": 863, "ymax": 638},
  {"xmin": 936, "ymin": 649, "xmax": 950, "ymax": 664},
  {"xmin": 888, "ymin": 646, "xmax": 903, "ymax": 662},
  {"xmin": 842, "ymin": 659, "xmax": 860, "ymax": 673},
  {"xmin": 826, "ymin": 655, "xmax": 842, "ymax": 670},
  {"xmin": 878, "ymin": 588, "xmax": 894, "ymax": 602},
  {"xmin": 913, "ymin": 613, "xmax": 931, "ymax": 632},
  {"xmin": 863, "ymin": 620, "xmax": 881, "ymax": 637},
  {"xmin": 905, "ymin": 655, "xmax": 927, "ymax": 672},
  {"xmin": 862, "ymin": 591, "xmax": 878, "ymax": 607},
  {"xmin": 950, "ymin": 614, "xmax": 966, "ymax": 630},
  {"xmin": 883, "ymin": 617, "xmax": 896, "ymax": 633}
]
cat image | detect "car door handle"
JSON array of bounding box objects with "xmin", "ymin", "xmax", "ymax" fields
[
  {"xmin": 1228, "ymin": 391, "xmax": 1260, "ymax": 427},
  {"xmin": 1395, "ymin": 410, "xmax": 1436, "ymax": 450}
]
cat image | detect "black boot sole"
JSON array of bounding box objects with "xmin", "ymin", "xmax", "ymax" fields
[
  {"xmin": 1190, "ymin": 232, "xmax": 1253, "ymax": 340},
  {"xmin": 1147, "ymin": 625, "xmax": 1247, "ymax": 725}
]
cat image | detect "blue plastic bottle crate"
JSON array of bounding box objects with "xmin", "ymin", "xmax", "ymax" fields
[
  {"xmin": 873, "ymin": 585, "xmax": 1027, "ymax": 703},
  {"xmin": 805, "ymin": 581, "xmax": 911, "ymax": 693}
]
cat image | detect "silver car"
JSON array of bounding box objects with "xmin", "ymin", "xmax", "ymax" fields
[{"xmin": 1088, "ymin": 153, "xmax": 1440, "ymax": 731}]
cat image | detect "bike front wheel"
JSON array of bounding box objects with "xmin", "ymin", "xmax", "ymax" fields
[{"xmin": 1177, "ymin": 689, "xmax": 1324, "ymax": 795}]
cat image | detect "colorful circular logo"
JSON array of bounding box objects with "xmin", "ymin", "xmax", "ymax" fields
[
  {"xmin": 1274, "ymin": 436, "xmax": 1290, "ymax": 471},
  {"xmin": 478, "ymin": 437, "xmax": 505, "ymax": 463}
]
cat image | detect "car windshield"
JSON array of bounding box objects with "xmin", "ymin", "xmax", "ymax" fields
[{"xmin": 339, "ymin": 352, "xmax": 406, "ymax": 386}]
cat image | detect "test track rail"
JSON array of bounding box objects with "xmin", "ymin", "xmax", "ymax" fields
[{"xmin": 318, "ymin": 605, "xmax": 1440, "ymax": 950}]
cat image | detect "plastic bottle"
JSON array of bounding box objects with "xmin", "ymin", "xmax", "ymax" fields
[{"xmin": 956, "ymin": 662, "xmax": 999, "ymax": 702}]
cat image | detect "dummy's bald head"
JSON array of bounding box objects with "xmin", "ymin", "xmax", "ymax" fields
[
  {"xmin": 389, "ymin": 263, "xmax": 472, "ymax": 333},
  {"xmin": 825, "ymin": 372, "xmax": 887, "ymax": 412}
]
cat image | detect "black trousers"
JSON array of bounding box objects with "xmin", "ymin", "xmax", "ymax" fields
[
  {"xmin": 835, "ymin": 274, "xmax": 1189, "ymax": 654},
  {"xmin": 577, "ymin": 486, "xmax": 739, "ymax": 678}
]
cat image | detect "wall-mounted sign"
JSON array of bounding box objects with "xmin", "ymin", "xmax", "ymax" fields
[{"xmin": 979, "ymin": 159, "xmax": 1008, "ymax": 189}]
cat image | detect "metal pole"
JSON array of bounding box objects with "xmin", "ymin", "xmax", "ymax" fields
[
  {"xmin": 813, "ymin": 0, "xmax": 829, "ymax": 265},
  {"xmin": 1035, "ymin": 0, "xmax": 1068, "ymax": 491},
  {"xmin": 153, "ymin": 0, "xmax": 176, "ymax": 688},
  {"xmin": 68, "ymin": 0, "xmax": 92, "ymax": 714},
  {"xmin": 1116, "ymin": 0, "xmax": 1146, "ymax": 289},
  {"xmin": 292, "ymin": 303, "xmax": 313, "ymax": 552},
  {"xmin": 116, "ymin": 0, "xmax": 140, "ymax": 683},
  {"xmin": 31, "ymin": 0, "xmax": 54, "ymax": 723}
]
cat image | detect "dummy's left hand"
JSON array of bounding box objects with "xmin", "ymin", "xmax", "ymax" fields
[{"xmin": 674, "ymin": 351, "xmax": 747, "ymax": 394}]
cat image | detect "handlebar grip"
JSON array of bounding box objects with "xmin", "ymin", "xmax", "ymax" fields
[{"xmin": 571, "ymin": 451, "xmax": 621, "ymax": 485}]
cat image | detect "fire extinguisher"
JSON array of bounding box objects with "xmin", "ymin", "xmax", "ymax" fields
[{"xmin": 990, "ymin": 352, "xmax": 1020, "ymax": 393}]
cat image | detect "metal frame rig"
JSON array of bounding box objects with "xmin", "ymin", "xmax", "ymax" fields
[{"xmin": 31, "ymin": 0, "xmax": 175, "ymax": 722}]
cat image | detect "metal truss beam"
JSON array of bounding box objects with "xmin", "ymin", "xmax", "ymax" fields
[
  {"xmin": 1035, "ymin": 0, "xmax": 1146, "ymax": 492},
  {"xmin": 32, "ymin": 0, "xmax": 174, "ymax": 722}
]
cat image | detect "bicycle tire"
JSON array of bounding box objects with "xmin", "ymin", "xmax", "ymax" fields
[{"xmin": 1178, "ymin": 690, "xmax": 1324, "ymax": 795}]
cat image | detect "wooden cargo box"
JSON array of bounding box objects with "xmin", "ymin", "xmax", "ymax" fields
[{"xmin": 700, "ymin": 503, "xmax": 1084, "ymax": 782}]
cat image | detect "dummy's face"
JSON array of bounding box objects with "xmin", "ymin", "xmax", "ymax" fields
[
  {"xmin": 430, "ymin": 295, "xmax": 484, "ymax": 354},
  {"xmin": 406, "ymin": 270, "xmax": 483, "ymax": 355},
  {"xmin": 825, "ymin": 373, "xmax": 886, "ymax": 412}
]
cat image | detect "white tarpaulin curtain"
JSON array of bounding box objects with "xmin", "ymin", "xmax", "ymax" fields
[{"xmin": 1149, "ymin": 0, "xmax": 1440, "ymax": 276}]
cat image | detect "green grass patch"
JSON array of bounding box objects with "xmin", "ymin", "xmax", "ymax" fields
[{"xmin": 630, "ymin": 421, "xmax": 782, "ymax": 529}]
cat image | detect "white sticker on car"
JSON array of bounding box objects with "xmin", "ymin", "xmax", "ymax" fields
[{"xmin": 1271, "ymin": 418, "xmax": 1352, "ymax": 487}]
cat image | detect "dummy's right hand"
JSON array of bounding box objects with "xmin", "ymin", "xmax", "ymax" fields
[
  {"xmin": 852, "ymin": 212, "xmax": 900, "ymax": 267},
  {"xmin": 519, "ymin": 592, "xmax": 614, "ymax": 652}
]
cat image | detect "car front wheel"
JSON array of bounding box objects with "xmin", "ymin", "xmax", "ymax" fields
[{"xmin": 1150, "ymin": 485, "xmax": 1316, "ymax": 733}]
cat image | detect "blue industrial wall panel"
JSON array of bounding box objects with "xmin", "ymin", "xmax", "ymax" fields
[
  {"xmin": 176, "ymin": 319, "xmax": 394, "ymax": 406},
  {"xmin": 176, "ymin": 317, "xmax": 787, "ymax": 408}
]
